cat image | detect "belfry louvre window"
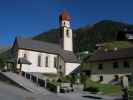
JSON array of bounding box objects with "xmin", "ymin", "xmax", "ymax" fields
[{"xmin": 66, "ymin": 30, "xmax": 70, "ymax": 37}]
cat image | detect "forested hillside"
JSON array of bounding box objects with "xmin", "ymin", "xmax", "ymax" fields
[{"xmin": 33, "ymin": 20, "xmax": 133, "ymax": 53}]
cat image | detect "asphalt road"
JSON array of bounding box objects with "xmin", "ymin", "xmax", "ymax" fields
[{"xmin": 0, "ymin": 81, "xmax": 95, "ymax": 100}]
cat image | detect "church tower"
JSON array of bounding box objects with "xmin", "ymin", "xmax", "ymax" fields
[{"xmin": 59, "ymin": 10, "xmax": 73, "ymax": 52}]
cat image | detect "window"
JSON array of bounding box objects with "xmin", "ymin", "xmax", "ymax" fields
[
  {"xmin": 113, "ymin": 62, "xmax": 119, "ymax": 69},
  {"xmin": 45, "ymin": 56, "xmax": 48, "ymax": 67},
  {"xmin": 38, "ymin": 55, "xmax": 41, "ymax": 67},
  {"xmin": 114, "ymin": 75, "xmax": 119, "ymax": 81},
  {"xmin": 126, "ymin": 75, "xmax": 131, "ymax": 82},
  {"xmin": 99, "ymin": 76, "xmax": 103, "ymax": 82},
  {"xmin": 63, "ymin": 22, "xmax": 65, "ymax": 26},
  {"xmin": 54, "ymin": 57, "xmax": 57, "ymax": 68},
  {"xmin": 26, "ymin": 73, "xmax": 30, "ymax": 79},
  {"xmin": 23, "ymin": 54, "xmax": 27, "ymax": 59},
  {"xmin": 59, "ymin": 65, "xmax": 62, "ymax": 73},
  {"xmin": 66, "ymin": 30, "xmax": 70, "ymax": 37},
  {"xmin": 98, "ymin": 64, "xmax": 103, "ymax": 70},
  {"xmin": 123, "ymin": 61, "xmax": 130, "ymax": 68}
]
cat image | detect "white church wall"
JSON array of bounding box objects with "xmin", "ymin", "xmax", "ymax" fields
[
  {"xmin": 65, "ymin": 62, "xmax": 80, "ymax": 75},
  {"xmin": 57, "ymin": 56, "xmax": 65, "ymax": 74},
  {"xmin": 17, "ymin": 49, "xmax": 58, "ymax": 74},
  {"xmin": 21, "ymin": 64, "xmax": 57, "ymax": 73},
  {"xmin": 63, "ymin": 27, "xmax": 73, "ymax": 51}
]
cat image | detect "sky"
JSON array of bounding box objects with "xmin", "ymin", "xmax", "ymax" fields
[{"xmin": 0, "ymin": 0, "xmax": 133, "ymax": 46}]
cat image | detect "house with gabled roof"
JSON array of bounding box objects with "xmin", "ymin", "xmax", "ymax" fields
[{"xmin": 84, "ymin": 47, "xmax": 133, "ymax": 84}]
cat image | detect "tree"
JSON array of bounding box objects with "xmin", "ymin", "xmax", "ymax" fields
[{"xmin": 0, "ymin": 58, "xmax": 5, "ymax": 69}]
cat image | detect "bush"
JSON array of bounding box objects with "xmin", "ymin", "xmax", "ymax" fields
[
  {"xmin": 57, "ymin": 78, "xmax": 62, "ymax": 83},
  {"xmin": 47, "ymin": 82, "xmax": 57, "ymax": 92},
  {"xmin": 128, "ymin": 87, "xmax": 133, "ymax": 99},
  {"xmin": 59, "ymin": 75, "xmax": 78, "ymax": 83},
  {"xmin": 84, "ymin": 78, "xmax": 122, "ymax": 95},
  {"xmin": 84, "ymin": 86, "xmax": 99, "ymax": 94},
  {"xmin": 0, "ymin": 58, "xmax": 5, "ymax": 69}
]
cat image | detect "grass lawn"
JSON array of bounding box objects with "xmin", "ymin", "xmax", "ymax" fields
[
  {"xmin": 103, "ymin": 41, "xmax": 133, "ymax": 49},
  {"xmin": 85, "ymin": 79, "xmax": 122, "ymax": 96},
  {"xmin": 129, "ymin": 86, "xmax": 133, "ymax": 90},
  {"xmin": 128, "ymin": 86, "xmax": 133, "ymax": 100}
]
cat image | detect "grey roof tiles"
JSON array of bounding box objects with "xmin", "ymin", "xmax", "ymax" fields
[
  {"xmin": 89, "ymin": 48, "xmax": 133, "ymax": 62},
  {"xmin": 15, "ymin": 37, "xmax": 79, "ymax": 63}
]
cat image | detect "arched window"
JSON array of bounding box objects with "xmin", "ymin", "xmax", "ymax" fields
[
  {"xmin": 54, "ymin": 57, "xmax": 57, "ymax": 68},
  {"xmin": 38, "ymin": 55, "xmax": 41, "ymax": 67},
  {"xmin": 45, "ymin": 56, "xmax": 48, "ymax": 67}
]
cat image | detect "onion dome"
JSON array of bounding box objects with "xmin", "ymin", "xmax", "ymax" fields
[{"xmin": 59, "ymin": 10, "xmax": 71, "ymax": 21}]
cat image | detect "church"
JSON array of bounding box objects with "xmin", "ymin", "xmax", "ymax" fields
[{"xmin": 9, "ymin": 11, "xmax": 80, "ymax": 76}]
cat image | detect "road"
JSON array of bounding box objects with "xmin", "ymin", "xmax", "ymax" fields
[{"xmin": 0, "ymin": 81, "xmax": 95, "ymax": 100}]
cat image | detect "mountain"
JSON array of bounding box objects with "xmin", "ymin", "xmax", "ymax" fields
[
  {"xmin": 0, "ymin": 46, "xmax": 10, "ymax": 54},
  {"xmin": 33, "ymin": 20, "xmax": 133, "ymax": 53},
  {"xmin": 0, "ymin": 46, "xmax": 11, "ymax": 67}
]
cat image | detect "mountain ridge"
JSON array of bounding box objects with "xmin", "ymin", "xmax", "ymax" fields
[{"xmin": 33, "ymin": 20, "xmax": 133, "ymax": 53}]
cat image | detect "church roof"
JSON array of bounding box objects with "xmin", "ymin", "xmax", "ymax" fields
[
  {"xmin": 89, "ymin": 47, "xmax": 133, "ymax": 62},
  {"xmin": 14, "ymin": 37, "xmax": 79, "ymax": 63},
  {"xmin": 59, "ymin": 10, "xmax": 71, "ymax": 21}
]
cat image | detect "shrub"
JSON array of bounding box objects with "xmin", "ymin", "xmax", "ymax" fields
[
  {"xmin": 57, "ymin": 78, "xmax": 62, "ymax": 83},
  {"xmin": 59, "ymin": 75, "xmax": 78, "ymax": 83},
  {"xmin": 84, "ymin": 86, "xmax": 99, "ymax": 94},
  {"xmin": 84, "ymin": 78, "xmax": 122, "ymax": 95},
  {"xmin": 61, "ymin": 76, "xmax": 71, "ymax": 83},
  {"xmin": 0, "ymin": 58, "xmax": 5, "ymax": 69},
  {"xmin": 47, "ymin": 82, "xmax": 57, "ymax": 92}
]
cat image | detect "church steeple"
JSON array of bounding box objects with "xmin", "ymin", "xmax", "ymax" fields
[{"xmin": 59, "ymin": 10, "xmax": 73, "ymax": 52}]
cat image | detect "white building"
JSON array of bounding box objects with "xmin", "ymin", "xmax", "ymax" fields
[{"xmin": 9, "ymin": 11, "xmax": 80, "ymax": 76}]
